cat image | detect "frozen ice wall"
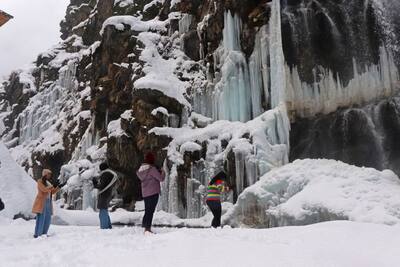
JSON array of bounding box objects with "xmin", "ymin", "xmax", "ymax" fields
[{"xmin": 17, "ymin": 60, "xmax": 78, "ymax": 146}]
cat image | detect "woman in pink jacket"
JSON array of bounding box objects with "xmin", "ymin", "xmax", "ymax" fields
[{"xmin": 136, "ymin": 152, "xmax": 165, "ymax": 234}]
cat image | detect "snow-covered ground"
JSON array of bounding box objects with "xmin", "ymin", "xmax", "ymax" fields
[{"xmin": 0, "ymin": 218, "xmax": 399, "ymax": 267}]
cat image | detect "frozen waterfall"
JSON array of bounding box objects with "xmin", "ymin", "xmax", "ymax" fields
[{"xmin": 18, "ymin": 61, "xmax": 78, "ymax": 145}]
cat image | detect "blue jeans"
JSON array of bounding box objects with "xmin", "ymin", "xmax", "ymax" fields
[
  {"xmin": 34, "ymin": 198, "xmax": 52, "ymax": 237},
  {"xmin": 99, "ymin": 209, "xmax": 112, "ymax": 229}
]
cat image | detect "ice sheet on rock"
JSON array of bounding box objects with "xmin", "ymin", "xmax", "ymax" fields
[
  {"xmin": 0, "ymin": 142, "xmax": 35, "ymax": 219},
  {"xmin": 227, "ymin": 159, "xmax": 400, "ymax": 227}
]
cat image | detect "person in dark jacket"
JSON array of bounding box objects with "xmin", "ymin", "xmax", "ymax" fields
[
  {"xmin": 0, "ymin": 197, "xmax": 4, "ymax": 211},
  {"xmin": 206, "ymin": 171, "xmax": 229, "ymax": 228},
  {"xmin": 92, "ymin": 162, "xmax": 118, "ymax": 229},
  {"xmin": 136, "ymin": 152, "xmax": 165, "ymax": 234}
]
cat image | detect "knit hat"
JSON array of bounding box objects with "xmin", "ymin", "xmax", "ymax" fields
[
  {"xmin": 215, "ymin": 179, "xmax": 223, "ymax": 185},
  {"xmin": 144, "ymin": 152, "xmax": 155, "ymax": 165}
]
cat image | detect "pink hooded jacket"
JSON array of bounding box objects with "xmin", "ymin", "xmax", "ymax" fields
[{"xmin": 136, "ymin": 164, "xmax": 165, "ymax": 198}]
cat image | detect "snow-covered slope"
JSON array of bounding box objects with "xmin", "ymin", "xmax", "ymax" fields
[
  {"xmin": 227, "ymin": 159, "xmax": 400, "ymax": 227},
  {"xmin": 0, "ymin": 142, "xmax": 35, "ymax": 218},
  {"xmin": 1, "ymin": 219, "xmax": 399, "ymax": 267}
]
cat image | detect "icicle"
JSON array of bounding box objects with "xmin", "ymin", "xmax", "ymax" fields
[{"xmin": 286, "ymin": 46, "xmax": 399, "ymax": 118}]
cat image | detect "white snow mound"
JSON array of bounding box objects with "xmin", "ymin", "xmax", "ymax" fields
[
  {"xmin": 227, "ymin": 159, "xmax": 400, "ymax": 227},
  {"xmin": 0, "ymin": 142, "xmax": 36, "ymax": 219}
]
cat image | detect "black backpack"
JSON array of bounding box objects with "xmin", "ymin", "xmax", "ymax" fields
[{"xmin": 0, "ymin": 198, "xmax": 4, "ymax": 211}]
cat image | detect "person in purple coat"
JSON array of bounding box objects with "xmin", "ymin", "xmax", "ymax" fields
[{"xmin": 136, "ymin": 152, "xmax": 165, "ymax": 234}]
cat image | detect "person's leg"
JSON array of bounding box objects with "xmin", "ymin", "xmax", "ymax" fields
[
  {"xmin": 143, "ymin": 194, "xmax": 159, "ymax": 231},
  {"xmin": 34, "ymin": 213, "xmax": 45, "ymax": 237},
  {"xmin": 99, "ymin": 209, "xmax": 108, "ymax": 229},
  {"xmin": 206, "ymin": 201, "xmax": 220, "ymax": 228},
  {"xmin": 147, "ymin": 194, "xmax": 159, "ymax": 231},
  {"xmin": 142, "ymin": 196, "xmax": 150, "ymax": 230},
  {"xmin": 106, "ymin": 209, "xmax": 112, "ymax": 229},
  {"xmin": 43, "ymin": 198, "xmax": 52, "ymax": 235},
  {"xmin": 214, "ymin": 202, "xmax": 222, "ymax": 227}
]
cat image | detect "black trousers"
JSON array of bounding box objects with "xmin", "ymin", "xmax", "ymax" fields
[
  {"xmin": 142, "ymin": 194, "xmax": 159, "ymax": 230},
  {"xmin": 0, "ymin": 198, "xmax": 4, "ymax": 211},
  {"xmin": 206, "ymin": 200, "xmax": 222, "ymax": 228}
]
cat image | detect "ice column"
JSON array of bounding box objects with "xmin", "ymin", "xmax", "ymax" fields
[
  {"xmin": 212, "ymin": 11, "xmax": 252, "ymax": 122},
  {"xmin": 167, "ymin": 165, "xmax": 180, "ymax": 216},
  {"xmin": 249, "ymin": 26, "xmax": 270, "ymax": 118},
  {"xmin": 269, "ymin": 0, "xmax": 287, "ymax": 108}
]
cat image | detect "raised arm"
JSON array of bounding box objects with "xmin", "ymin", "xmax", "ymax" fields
[
  {"xmin": 51, "ymin": 187, "xmax": 60, "ymax": 194},
  {"xmin": 151, "ymin": 167, "xmax": 165, "ymax": 182},
  {"xmin": 37, "ymin": 180, "xmax": 54, "ymax": 193}
]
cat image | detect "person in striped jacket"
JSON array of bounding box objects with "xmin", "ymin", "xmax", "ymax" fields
[{"xmin": 206, "ymin": 171, "xmax": 229, "ymax": 228}]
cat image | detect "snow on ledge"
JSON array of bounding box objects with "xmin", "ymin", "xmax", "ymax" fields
[
  {"xmin": 151, "ymin": 107, "xmax": 169, "ymax": 116},
  {"xmin": 100, "ymin": 16, "xmax": 168, "ymax": 35},
  {"xmin": 107, "ymin": 119, "xmax": 127, "ymax": 138}
]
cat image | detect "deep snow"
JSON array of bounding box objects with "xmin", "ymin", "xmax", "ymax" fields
[
  {"xmin": 0, "ymin": 142, "xmax": 35, "ymax": 218},
  {"xmin": 0, "ymin": 218, "xmax": 399, "ymax": 267},
  {"xmin": 228, "ymin": 159, "xmax": 400, "ymax": 227}
]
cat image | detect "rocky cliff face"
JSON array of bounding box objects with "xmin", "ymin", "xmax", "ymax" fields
[{"xmin": 0, "ymin": 0, "xmax": 399, "ymax": 218}]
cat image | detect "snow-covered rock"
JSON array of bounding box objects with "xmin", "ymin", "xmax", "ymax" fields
[
  {"xmin": 0, "ymin": 142, "xmax": 35, "ymax": 219},
  {"xmin": 226, "ymin": 159, "xmax": 400, "ymax": 227}
]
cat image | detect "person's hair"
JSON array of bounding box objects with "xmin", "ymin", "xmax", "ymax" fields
[
  {"xmin": 144, "ymin": 152, "xmax": 156, "ymax": 165},
  {"xmin": 99, "ymin": 162, "xmax": 109, "ymax": 171}
]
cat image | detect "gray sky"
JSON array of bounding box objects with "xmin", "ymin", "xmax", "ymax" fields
[{"xmin": 0, "ymin": 0, "xmax": 69, "ymax": 79}]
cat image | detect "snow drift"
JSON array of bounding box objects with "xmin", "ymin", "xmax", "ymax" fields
[
  {"xmin": 226, "ymin": 159, "xmax": 400, "ymax": 227},
  {"xmin": 0, "ymin": 142, "xmax": 35, "ymax": 218}
]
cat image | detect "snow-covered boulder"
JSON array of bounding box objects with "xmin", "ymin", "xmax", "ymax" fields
[
  {"xmin": 0, "ymin": 142, "xmax": 36, "ymax": 219},
  {"xmin": 225, "ymin": 159, "xmax": 400, "ymax": 227}
]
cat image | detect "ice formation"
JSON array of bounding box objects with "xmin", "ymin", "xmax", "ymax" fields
[
  {"xmin": 151, "ymin": 104, "xmax": 290, "ymax": 218},
  {"xmin": 286, "ymin": 46, "xmax": 400, "ymax": 118},
  {"xmin": 18, "ymin": 61, "xmax": 77, "ymax": 147}
]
